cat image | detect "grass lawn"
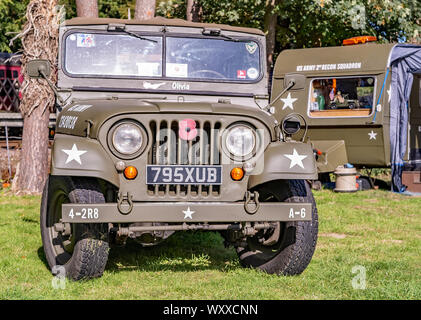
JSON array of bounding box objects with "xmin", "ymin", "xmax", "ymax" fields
[{"xmin": 0, "ymin": 189, "xmax": 420, "ymax": 300}]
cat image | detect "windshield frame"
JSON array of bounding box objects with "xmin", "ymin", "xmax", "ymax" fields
[{"xmin": 61, "ymin": 29, "xmax": 264, "ymax": 84}]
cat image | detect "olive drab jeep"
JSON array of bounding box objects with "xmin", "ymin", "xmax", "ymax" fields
[{"xmin": 30, "ymin": 17, "xmax": 319, "ymax": 280}]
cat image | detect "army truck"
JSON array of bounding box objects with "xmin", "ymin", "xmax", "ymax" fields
[
  {"xmin": 29, "ymin": 17, "xmax": 319, "ymax": 280},
  {"xmin": 272, "ymin": 37, "xmax": 421, "ymax": 192}
]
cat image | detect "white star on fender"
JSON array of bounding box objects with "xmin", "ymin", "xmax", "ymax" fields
[
  {"xmin": 62, "ymin": 144, "xmax": 87, "ymax": 165},
  {"xmin": 183, "ymin": 207, "xmax": 195, "ymax": 219},
  {"xmin": 281, "ymin": 93, "xmax": 298, "ymax": 110},
  {"xmin": 368, "ymin": 130, "xmax": 377, "ymax": 140},
  {"xmin": 387, "ymin": 85, "xmax": 391, "ymax": 102},
  {"xmin": 284, "ymin": 149, "xmax": 307, "ymax": 169}
]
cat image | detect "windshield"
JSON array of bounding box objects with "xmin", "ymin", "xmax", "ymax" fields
[
  {"xmin": 65, "ymin": 33, "xmax": 163, "ymax": 77},
  {"xmin": 64, "ymin": 32, "xmax": 261, "ymax": 82}
]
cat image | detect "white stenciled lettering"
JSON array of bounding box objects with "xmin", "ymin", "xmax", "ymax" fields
[
  {"xmin": 289, "ymin": 208, "xmax": 294, "ymax": 218},
  {"xmin": 59, "ymin": 115, "xmax": 78, "ymax": 130},
  {"xmin": 172, "ymin": 82, "xmax": 190, "ymax": 90},
  {"xmin": 301, "ymin": 208, "xmax": 306, "ymax": 218},
  {"xmin": 297, "ymin": 62, "xmax": 361, "ymax": 72},
  {"xmin": 67, "ymin": 104, "xmax": 92, "ymax": 112}
]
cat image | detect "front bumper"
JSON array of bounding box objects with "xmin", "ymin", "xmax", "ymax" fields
[{"xmin": 61, "ymin": 202, "xmax": 311, "ymax": 223}]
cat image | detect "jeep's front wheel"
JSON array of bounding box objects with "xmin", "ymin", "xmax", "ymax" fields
[
  {"xmin": 236, "ymin": 180, "xmax": 318, "ymax": 275},
  {"xmin": 40, "ymin": 177, "xmax": 109, "ymax": 281}
]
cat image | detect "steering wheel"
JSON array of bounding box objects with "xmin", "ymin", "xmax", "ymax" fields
[{"xmin": 189, "ymin": 69, "xmax": 226, "ymax": 79}]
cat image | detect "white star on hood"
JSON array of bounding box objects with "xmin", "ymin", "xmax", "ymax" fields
[
  {"xmin": 284, "ymin": 149, "xmax": 307, "ymax": 169},
  {"xmin": 183, "ymin": 207, "xmax": 195, "ymax": 219},
  {"xmin": 281, "ymin": 93, "xmax": 298, "ymax": 110},
  {"xmin": 62, "ymin": 144, "xmax": 87, "ymax": 165}
]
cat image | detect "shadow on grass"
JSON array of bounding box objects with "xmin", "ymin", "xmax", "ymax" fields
[
  {"xmin": 106, "ymin": 231, "xmax": 239, "ymax": 273},
  {"xmin": 37, "ymin": 246, "xmax": 49, "ymax": 270},
  {"xmin": 37, "ymin": 231, "xmax": 240, "ymax": 274}
]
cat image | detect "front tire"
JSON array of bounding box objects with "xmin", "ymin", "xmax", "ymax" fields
[
  {"xmin": 40, "ymin": 177, "xmax": 109, "ymax": 281},
  {"xmin": 237, "ymin": 180, "xmax": 318, "ymax": 275}
]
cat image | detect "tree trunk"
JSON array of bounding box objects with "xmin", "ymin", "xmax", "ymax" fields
[
  {"xmin": 264, "ymin": 0, "xmax": 279, "ymax": 73},
  {"xmin": 135, "ymin": 0, "xmax": 156, "ymax": 20},
  {"xmin": 76, "ymin": 0, "xmax": 98, "ymax": 18},
  {"xmin": 186, "ymin": 0, "xmax": 201, "ymax": 22},
  {"xmin": 12, "ymin": 0, "xmax": 59, "ymax": 194}
]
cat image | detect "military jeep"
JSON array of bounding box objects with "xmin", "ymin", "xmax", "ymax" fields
[{"xmin": 31, "ymin": 17, "xmax": 319, "ymax": 280}]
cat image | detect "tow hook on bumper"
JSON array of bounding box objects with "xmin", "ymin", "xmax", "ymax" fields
[
  {"xmin": 117, "ymin": 192, "xmax": 133, "ymax": 215},
  {"xmin": 244, "ymin": 191, "xmax": 260, "ymax": 214}
]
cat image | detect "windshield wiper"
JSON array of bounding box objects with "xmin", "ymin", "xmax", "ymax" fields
[
  {"xmin": 107, "ymin": 23, "xmax": 158, "ymax": 44},
  {"xmin": 202, "ymin": 28, "xmax": 239, "ymax": 41}
]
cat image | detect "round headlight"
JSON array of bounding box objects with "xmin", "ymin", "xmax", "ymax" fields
[
  {"xmin": 226, "ymin": 125, "xmax": 256, "ymax": 158},
  {"xmin": 112, "ymin": 122, "xmax": 143, "ymax": 155}
]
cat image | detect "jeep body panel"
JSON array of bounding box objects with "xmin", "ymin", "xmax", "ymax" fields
[{"xmin": 248, "ymin": 141, "xmax": 318, "ymax": 188}]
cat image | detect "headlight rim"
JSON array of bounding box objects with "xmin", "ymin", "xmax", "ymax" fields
[
  {"xmin": 108, "ymin": 120, "xmax": 147, "ymax": 160},
  {"xmin": 222, "ymin": 122, "xmax": 257, "ymax": 161}
]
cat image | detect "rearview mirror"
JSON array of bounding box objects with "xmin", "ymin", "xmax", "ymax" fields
[
  {"xmin": 284, "ymin": 73, "xmax": 306, "ymax": 90},
  {"xmin": 27, "ymin": 59, "xmax": 51, "ymax": 79}
]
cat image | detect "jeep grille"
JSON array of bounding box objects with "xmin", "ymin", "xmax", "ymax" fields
[{"xmin": 147, "ymin": 119, "xmax": 222, "ymax": 197}]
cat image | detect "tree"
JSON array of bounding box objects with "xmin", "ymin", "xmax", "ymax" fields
[
  {"xmin": 263, "ymin": 0, "xmax": 280, "ymax": 72},
  {"xmin": 135, "ymin": 0, "xmax": 156, "ymax": 20},
  {"xmin": 186, "ymin": 0, "xmax": 201, "ymax": 22},
  {"xmin": 75, "ymin": 0, "xmax": 98, "ymax": 17},
  {"xmin": 12, "ymin": 0, "xmax": 61, "ymax": 193},
  {"xmin": 0, "ymin": 0, "xmax": 30, "ymax": 52}
]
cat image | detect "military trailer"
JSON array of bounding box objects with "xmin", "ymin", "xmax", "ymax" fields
[
  {"xmin": 28, "ymin": 17, "xmax": 319, "ymax": 280},
  {"xmin": 271, "ymin": 38, "xmax": 421, "ymax": 192}
]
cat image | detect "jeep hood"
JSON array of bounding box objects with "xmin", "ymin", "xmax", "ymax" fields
[{"xmin": 55, "ymin": 99, "xmax": 277, "ymax": 140}]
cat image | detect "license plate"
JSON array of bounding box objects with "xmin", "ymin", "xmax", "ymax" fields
[{"xmin": 146, "ymin": 165, "xmax": 222, "ymax": 185}]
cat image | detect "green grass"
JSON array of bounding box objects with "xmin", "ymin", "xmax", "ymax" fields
[{"xmin": 0, "ymin": 189, "xmax": 420, "ymax": 300}]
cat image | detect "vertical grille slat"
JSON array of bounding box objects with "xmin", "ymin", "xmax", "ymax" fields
[{"xmin": 149, "ymin": 117, "xmax": 221, "ymax": 199}]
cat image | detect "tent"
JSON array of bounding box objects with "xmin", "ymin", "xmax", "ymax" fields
[{"xmin": 389, "ymin": 44, "xmax": 421, "ymax": 192}]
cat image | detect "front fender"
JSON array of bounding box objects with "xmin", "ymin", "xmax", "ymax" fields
[
  {"xmin": 248, "ymin": 141, "xmax": 317, "ymax": 189},
  {"xmin": 50, "ymin": 133, "xmax": 120, "ymax": 187}
]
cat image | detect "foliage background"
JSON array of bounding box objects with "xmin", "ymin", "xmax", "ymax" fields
[{"xmin": 1, "ymin": 0, "xmax": 419, "ymax": 54}]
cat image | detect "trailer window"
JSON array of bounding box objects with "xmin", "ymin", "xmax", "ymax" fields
[{"xmin": 309, "ymin": 76, "xmax": 375, "ymax": 117}]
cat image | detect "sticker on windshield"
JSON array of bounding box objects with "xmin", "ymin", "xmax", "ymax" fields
[
  {"xmin": 247, "ymin": 67, "xmax": 259, "ymax": 79},
  {"xmin": 245, "ymin": 42, "xmax": 258, "ymax": 54},
  {"xmin": 237, "ymin": 70, "xmax": 246, "ymax": 79},
  {"xmin": 77, "ymin": 34, "xmax": 95, "ymax": 48},
  {"xmin": 166, "ymin": 63, "xmax": 188, "ymax": 78},
  {"xmin": 136, "ymin": 62, "xmax": 161, "ymax": 77}
]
